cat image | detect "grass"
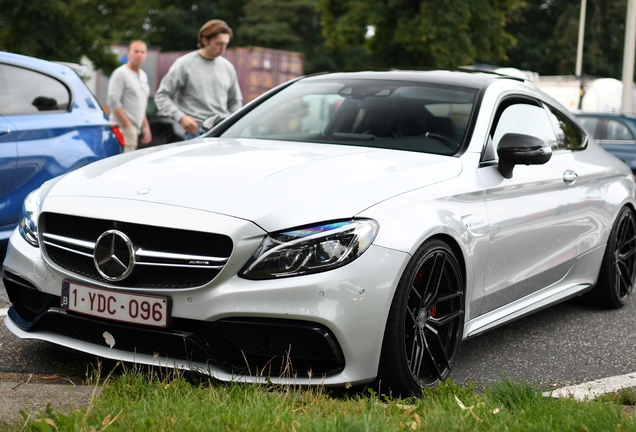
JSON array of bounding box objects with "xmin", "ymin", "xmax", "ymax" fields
[{"xmin": 2, "ymin": 364, "xmax": 636, "ymax": 431}]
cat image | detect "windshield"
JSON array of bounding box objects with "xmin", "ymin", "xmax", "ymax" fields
[{"xmin": 220, "ymin": 79, "xmax": 478, "ymax": 155}]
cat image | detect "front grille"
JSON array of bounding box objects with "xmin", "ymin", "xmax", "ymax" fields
[
  {"xmin": 35, "ymin": 313, "xmax": 213, "ymax": 364},
  {"xmin": 40, "ymin": 213, "xmax": 234, "ymax": 288},
  {"xmin": 208, "ymin": 319, "xmax": 345, "ymax": 377},
  {"xmin": 46, "ymin": 247, "xmax": 220, "ymax": 288},
  {"xmin": 11, "ymin": 303, "xmax": 345, "ymax": 378},
  {"xmin": 3, "ymin": 271, "xmax": 57, "ymax": 320},
  {"xmin": 44, "ymin": 213, "xmax": 233, "ymax": 257}
]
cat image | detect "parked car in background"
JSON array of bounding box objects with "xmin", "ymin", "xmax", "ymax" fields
[
  {"xmin": 143, "ymin": 97, "xmax": 184, "ymax": 148},
  {"xmin": 3, "ymin": 71, "xmax": 635, "ymax": 397},
  {"xmin": 0, "ymin": 52, "xmax": 124, "ymax": 246},
  {"xmin": 575, "ymin": 113, "xmax": 636, "ymax": 173}
]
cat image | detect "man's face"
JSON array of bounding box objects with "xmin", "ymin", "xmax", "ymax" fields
[
  {"xmin": 201, "ymin": 33, "xmax": 230, "ymax": 59},
  {"xmin": 127, "ymin": 42, "xmax": 147, "ymax": 68}
]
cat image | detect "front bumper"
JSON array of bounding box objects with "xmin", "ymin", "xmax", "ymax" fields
[{"xmin": 3, "ymin": 226, "xmax": 410, "ymax": 386}]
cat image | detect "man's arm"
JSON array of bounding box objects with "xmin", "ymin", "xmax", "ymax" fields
[
  {"xmin": 107, "ymin": 70, "xmax": 131, "ymax": 126},
  {"xmin": 112, "ymin": 107, "xmax": 133, "ymax": 128},
  {"xmin": 155, "ymin": 65, "xmax": 186, "ymax": 123},
  {"xmin": 155, "ymin": 62, "xmax": 199, "ymax": 135},
  {"xmin": 227, "ymin": 73, "xmax": 243, "ymax": 114},
  {"xmin": 140, "ymin": 115, "xmax": 152, "ymax": 144}
]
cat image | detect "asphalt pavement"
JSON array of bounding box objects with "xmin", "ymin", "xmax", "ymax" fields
[{"xmin": 451, "ymin": 296, "xmax": 636, "ymax": 390}]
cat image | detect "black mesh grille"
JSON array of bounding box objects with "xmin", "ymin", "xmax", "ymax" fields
[
  {"xmin": 34, "ymin": 313, "xmax": 213, "ymax": 364},
  {"xmin": 8, "ymin": 299, "xmax": 345, "ymax": 378},
  {"xmin": 208, "ymin": 319, "xmax": 345, "ymax": 376},
  {"xmin": 40, "ymin": 213, "xmax": 233, "ymax": 288},
  {"xmin": 3, "ymin": 272, "xmax": 57, "ymax": 320}
]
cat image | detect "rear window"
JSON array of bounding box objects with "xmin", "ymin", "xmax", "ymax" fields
[
  {"xmin": 0, "ymin": 63, "xmax": 71, "ymax": 115},
  {"xmin": 605, "ymin": 119, "xmax": 635, "ymax": 141},
  {"xmin": 221, "ymin": 79, "xmax": 478, "ymax": 156}
]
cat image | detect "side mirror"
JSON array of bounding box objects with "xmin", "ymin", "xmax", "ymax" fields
[{"xmin": 497, "ymin": 133, "xmax": 552, "ymax": 179}]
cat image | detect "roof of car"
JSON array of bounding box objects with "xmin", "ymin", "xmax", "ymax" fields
[
  {"xmin": 301, "ymin": 70, "xmax": 521, "ymax": 90},
  {"xmin": 0, "ymin": 51, "xmax": 77, "ymax": 77},
  {"xmin": 575, "ymin": 112, "xmax": 636, "ymax": 120}
]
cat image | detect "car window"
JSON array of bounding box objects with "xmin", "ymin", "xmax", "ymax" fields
[
  {"xmin": 545, "ymin": 104, "xmax": 586, "ymax": 150},
  {"xmin": 220, "ymin": 79, "xmax": 478, "ymax": 156},
  {"xmin": 0, "ymin": 63, "xmax": 70, "ymax": 115},
  {"xmin": 577, "ymin": 116, "xmax": 600, "ymax": 138},
  {"xmin": 492, "ymin": 103, "xmax": 558, "ymax": 155},
  {"xmin": 604, "ymin": 119, "xmax": 635, "ymax": 141}
]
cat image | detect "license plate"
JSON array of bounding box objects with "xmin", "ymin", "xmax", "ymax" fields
[{"xmin": 61, "ymin": 281, "xmax": 169, "ymax": 328}]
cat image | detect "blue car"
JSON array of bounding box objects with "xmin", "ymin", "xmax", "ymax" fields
[
  {"xmin": 0, "ymin": 52, "xmax": 124, "ymax": 245},
  {"xmin": 575, "ymin": 113, "xmax": 636, "ymax": 173}
]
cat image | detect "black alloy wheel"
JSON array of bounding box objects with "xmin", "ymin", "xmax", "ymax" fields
[
  {"xmin": 377, "ymin": 239, "xmax": 464, "ymax": 396},
  {"xmin": 590, "ymin": 206, "xmax": 636, "ymax": 308}
]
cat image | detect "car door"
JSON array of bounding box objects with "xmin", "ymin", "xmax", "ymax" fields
[
  {"xmin": 0, "ymin": 116, "xmax": 17, "ymax": 232},
  {"xmin": 596, "ymin": 117, "xmax": 636, "ymax": 172},
  {"xmin": 478, "ymin": 97, "xmax": 592, "ymax": 313}
]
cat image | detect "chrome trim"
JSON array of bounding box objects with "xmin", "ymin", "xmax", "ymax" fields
[
  {"xmin": 135, "ymin": 262, "xmax": 225, "ymax": 269},
  {"xmin": 41, "ymin": 226, "xmax": 230, "ymax": 283},
  {"xmin": 42, "ymin": 240, "xmax": 94, "ymax": 258},
  {"xmin": 135, "ymin": 248, "xmax": 228, "ymax": 263},
  {"xmin": 42, "ymin": 232, "xmax": 95, "ymax": 250},
  {"xmin": 93, "ymin": 230, "xmax": 135, "ymax": 281}
]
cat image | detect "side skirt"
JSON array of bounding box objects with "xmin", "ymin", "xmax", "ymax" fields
[{"xmin": 463, "ymin": 281, "xmax": 591, "ymax": 338}]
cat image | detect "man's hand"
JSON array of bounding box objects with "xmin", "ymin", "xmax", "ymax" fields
[
  {"xmin": 180, "ymin": 115, "xmax": 199, "ymax": 135},
  {"xmin": 141, "ymin": 125, "xmax": 152, "ymax": 145},
  {"xmin": 113, "ymin": 107, "xmax": 133, "ymax": 128}
]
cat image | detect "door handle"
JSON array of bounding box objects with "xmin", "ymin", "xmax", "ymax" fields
[
  {"xmin": 563, "ymin": 170, "xmax": 578, "ymax": 184},
  {"xmin": 0, "ymin": 127, "xmax": 10, "ymax": 137}
]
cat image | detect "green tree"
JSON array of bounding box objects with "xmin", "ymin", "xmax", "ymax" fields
[
  {"xmin": 317, "ymin": 0, "xmax": 522, "ymax": 69},
  {"xmin": 146, "ymin": 0, "xmax": 248, "ymax": 52},
  {"xmin": 239, "ymin": 0, "xmax": 370, "ymax": 73},
  {"xmin": 0, "ymin": 0, "xmax": 153, "ymax": 75},
  {"xmin": 500, "ymin": 0, "xmax": 632, "ymax": 79}
]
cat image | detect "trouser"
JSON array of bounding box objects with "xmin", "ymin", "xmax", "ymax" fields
[
  {"xmin": 184, "ymin": 126, "xmax": 209, "ymax": 140},
  {"xmin": 121, "ymin": 125, "xmax": 139, "ymax": 152}
]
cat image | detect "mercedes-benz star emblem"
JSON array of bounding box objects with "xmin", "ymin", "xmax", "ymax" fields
[{"xmin": 93, "ymin": 230, "xmax": 135, "ymax": 281}]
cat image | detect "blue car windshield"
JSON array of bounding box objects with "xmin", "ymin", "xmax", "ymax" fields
[{"xmin": 220, "ymin": 79, "xmax": 478, "ymax": 155}]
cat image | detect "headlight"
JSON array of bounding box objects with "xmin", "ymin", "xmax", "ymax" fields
[
  {"xmin": 19, "ymin": 188, "xmax": 41, "ymax": 247},
  {"xmin": 240, "ymin": 219, "xmax": 379, "ymax": 280}
]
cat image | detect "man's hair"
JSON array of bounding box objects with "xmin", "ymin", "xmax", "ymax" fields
[
  {"xmin": 128, "ymin": 40, "xmax": 147, "ymax": 52},
  {"xmin": 197, "ymin": 20, "xmax": 233, "ymax": 48}
]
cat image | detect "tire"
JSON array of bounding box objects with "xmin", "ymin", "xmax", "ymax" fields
[
  {"xmin": 377, "ymin": 238, "xmax": 464, "ymax": 397},
  {"xmin": 588, "ymin": 206, "xmax": 636, "ymax": 309}
]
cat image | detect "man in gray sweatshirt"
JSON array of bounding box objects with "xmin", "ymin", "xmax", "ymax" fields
[{"xmin": 155, "ymin": 20, "xmax": 243, "ymax": 140}]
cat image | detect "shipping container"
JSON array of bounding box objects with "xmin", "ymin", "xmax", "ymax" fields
[
  {"xmin": 155, "ymin": 46, "xmax": 304, "ymax": 103},
  {"xmin": 225, "ymin": 46, "xmax": 304, "ymax": 102},
  {"xmin": 96, "ymin": 46, "xmax": 304, "ymax": 116}
]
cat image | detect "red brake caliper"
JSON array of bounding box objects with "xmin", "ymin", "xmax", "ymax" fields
[{"xmin": 414, "ymin": 270, "xmax": 437, "ymax": 318}]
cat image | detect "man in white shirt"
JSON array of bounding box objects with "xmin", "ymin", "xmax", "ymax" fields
[
  {"xmin": 107, "ymin": 40, "xmax": 152, "ymax": 151},
  {"xmin": 155, "ymin": 20, "xmax": 243, "ymax": 140}
]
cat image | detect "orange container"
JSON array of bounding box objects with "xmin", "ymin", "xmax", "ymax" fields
[{"xmin": 156, "ymin": 46, "xmax": 305, "ymax": 103}]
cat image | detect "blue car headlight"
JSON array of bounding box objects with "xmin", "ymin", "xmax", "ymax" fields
[
  {"xmin": 19, "ymin": 188, "xmax": 41, "ymax": 247},
  {"xmin": 240, "ymin": 219, "xmax": 379, "ymax": 280}
]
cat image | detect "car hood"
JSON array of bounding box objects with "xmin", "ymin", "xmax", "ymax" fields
[{"xmin": 47, "ymin": 138, "xmax": 463, "ymax": 231}]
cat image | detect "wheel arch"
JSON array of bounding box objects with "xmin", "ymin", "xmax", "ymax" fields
[{"xmin": 424, "ymin": 233, "xmax": 467, "ymax": 290}]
